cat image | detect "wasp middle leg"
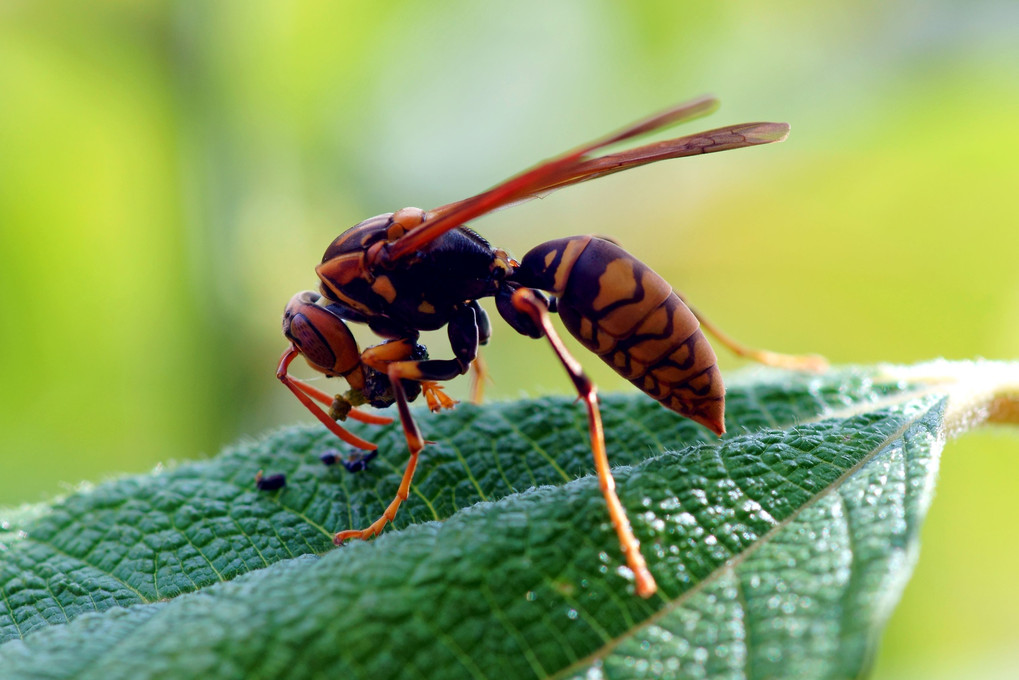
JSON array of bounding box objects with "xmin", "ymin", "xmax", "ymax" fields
[
  {"xmin": 334, "ymin": 303, "xmax": 486, "ymax": 544},
  {"xmin": 332, "ymin": 353, "xmax": 430, "ymax": 543}
]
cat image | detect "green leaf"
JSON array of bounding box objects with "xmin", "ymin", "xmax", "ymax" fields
[{"xmin": 1, "ymin": 361, "xmax": 1016, "ymax": 679}]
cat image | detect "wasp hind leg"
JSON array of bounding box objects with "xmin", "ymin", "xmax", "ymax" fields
[
  {"xmin": 682, "ymin": 301, "xmax": 828, "ymax": 372},
  {"xmin": 509, "ymin": 287, "xmax": 658, "ymax": 599}
]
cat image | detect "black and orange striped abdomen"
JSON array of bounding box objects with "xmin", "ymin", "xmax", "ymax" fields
[{"xmin": 515, "ymin": 236, "xmax": 725, "ymax": 434}]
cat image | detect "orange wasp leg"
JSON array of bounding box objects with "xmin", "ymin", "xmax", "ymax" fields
[
  {"xmin": 359, "ymin": 338, "xmax": 458, "ymax": 413},
  {"xmin": 284, "ymin": 374, "xmax": 394, "ymax": 425},
  {"xmin": 511, "ymin": 288, "xmax": 657, "ymax": 599},
  {"xmin": 468, "ymin": 301, "xmax": 493, "ymax": 405},
  {"xmin": 682, "ymin": 301, "xmax": 829, "ymax": 373},
  {"xmin": 336, "ymin": 330, "xmax": 483, "ymax": 543},
  {"xmin": 468, "ymin": 350, "xmax": 489, "ymax": 405},
  {"xmin": 277, "ymin": 347, "xmax": 380, "ymax": 450},
  {"xmin": 333, "ymin": 358, "xmax": 430, "ymax": 544},
  {"xmin": 421, "ymin": 381, "xmax": 458, "ymax": 412}
]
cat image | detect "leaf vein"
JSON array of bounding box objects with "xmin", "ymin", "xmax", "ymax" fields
[
  {"xmin": 0, "ymin": 586, "xmax": 25, "ymax": 641},
  {"xmin": 26, "ymin": 537, "xmax": 149, "ymax": 603}
]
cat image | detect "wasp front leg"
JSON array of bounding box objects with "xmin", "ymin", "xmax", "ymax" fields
[
  {"xmin": 506, "ymin": 286, "xmax": 658, "ymax": 599},
  {"xmin": 278, "ymin": 291, "xmax": 391, "ymax": 449},
  {"xmin": 334, "ymin": 303, "xmax": 485, "ymax": 543},
  {"xmin": 332, "ymin": 354, "xmax": 430, "ymax": 544}
]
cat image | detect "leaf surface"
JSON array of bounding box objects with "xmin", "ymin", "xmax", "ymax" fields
[{"xmin": 1, "ymin": 362, "xmax": 1016, "ymax": 679}]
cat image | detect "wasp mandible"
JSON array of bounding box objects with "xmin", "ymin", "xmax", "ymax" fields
[{"xmin": 278, "ymin": 96, "xmax": 826, "ymax": 598}]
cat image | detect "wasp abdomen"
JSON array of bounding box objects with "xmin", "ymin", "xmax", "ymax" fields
[{"xmin": 516, "ymin": 237, "xmax": 725, "ymax": 435}]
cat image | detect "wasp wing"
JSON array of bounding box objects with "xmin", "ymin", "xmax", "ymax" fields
[
  {"xmin": 523, "ymin": 121, "xmax": 788, "ymax": 197},
  {"xmin": 385, "ymin": 95, "xmax": 757, "ymax": 261}
]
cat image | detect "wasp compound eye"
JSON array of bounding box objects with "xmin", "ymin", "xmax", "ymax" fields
[{"xmin": 281, "ymin": 290, "xmax": 321, "ymax": 337}]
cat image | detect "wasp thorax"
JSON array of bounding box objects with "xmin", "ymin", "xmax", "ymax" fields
[{"xmin": 319, "ymin": 213, "xmax": 395, "ymax": 264}]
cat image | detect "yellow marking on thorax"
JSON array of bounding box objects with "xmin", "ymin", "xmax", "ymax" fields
[
  {"xmin": 492, "ymin": 248, "xmax": 517, "ymax": 276},
  {"xmin": 371, "ymin": 275, "xmax": 398, "ymax": 303},
  {"xmin": 317, "ymin": 251, "xmax": 366, "ymax": 286},
  {"xmin": 387, "ymin": 208, "xmax": 425, "ymax": 241},
  {"xmin": 417, "ymin": 301, "xmax": 436, "ymax": 314},
  {"xmin": 315, "ymin": 256, "xmax": 376, "ymax": 317}
]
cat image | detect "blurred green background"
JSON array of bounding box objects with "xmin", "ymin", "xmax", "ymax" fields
[{"xmin": 1, "ymin": 1, "xmax": 1017, "ymax": 677}]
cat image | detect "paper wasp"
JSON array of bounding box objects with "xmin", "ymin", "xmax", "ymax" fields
[{"xmin": 277, "ymin": 96, "xmax": 825, "ymax": 598}]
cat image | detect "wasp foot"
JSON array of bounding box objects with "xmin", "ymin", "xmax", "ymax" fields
[{"xmin": 421, "ymin": 381, "xmax": 458, "ymax": 412}]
